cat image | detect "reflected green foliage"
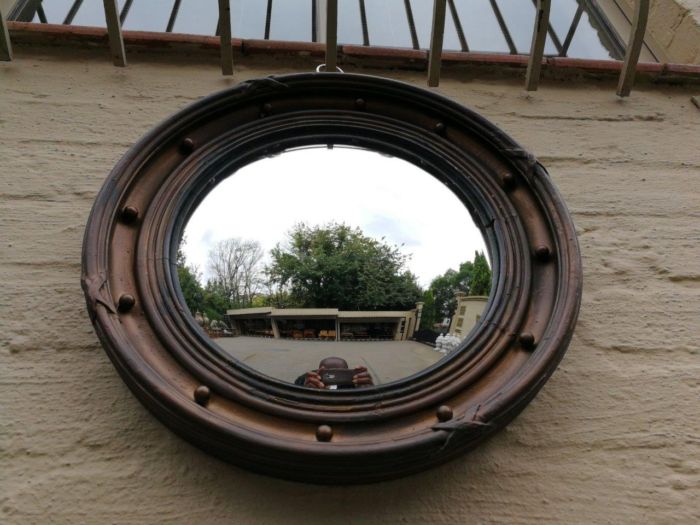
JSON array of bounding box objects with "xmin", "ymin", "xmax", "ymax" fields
[
  {"xmin": 469, "ymin": 251, "xmax": 492, "ymax": 296},
  {"xmin": 176, "ymin": 246, "xmax": 204, "ymax": 314},
  {"xmin": 267, "ymin": 222, "xmax": 422, "ymax": 311},
  {"xmin": 178, "ymin": 229, "xmax": 491, "ymax": 325},
  {"xmin": 420, "ymin": 251, "xmax": 492, "ymax": 326},
  {"xmin": 207, "ymin": 238, "xmax": 264, "ymax": 309},
  {"xmin": 420, "ymin": 289, "xmax": 438, "ymax": 330},
  {"xmin": 428, "ymin": 269, "xmax": 458, "ymax": 325},
  {"xmin": 176, "ymin": 243, "xmax": 232, "ymax": 322},
  {"xmin": 201, "ymin": 281, "xmax": 231, "ymax": 322}
]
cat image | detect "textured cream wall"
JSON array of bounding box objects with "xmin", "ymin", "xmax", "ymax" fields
[
  {"xmin": 654, "ymin": 0, "xmax": 700, "ymax": 62},
  {"xmin": 2, "ymin": 47, "xmax": 700, "ymax": 525},
  {"xmin": 618, "ymin": 0, "xmax": 700, "ymax": 63},
  {"xmin": 677, "ymin": 0, "xmax": 700, "ymax": 63},
  {"xmin": 679, "ymin": 0, "xmax": 700, "ymax": 19}
]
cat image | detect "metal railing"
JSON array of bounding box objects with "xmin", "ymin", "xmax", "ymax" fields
[
  {"xmin": 12, "ymin": 0, "xmax": 627, "ymax": 59},
  {"xmin": 0, "ymin": 0, "xmax": 652, "ymax": 96},
  {"xmin": 426, "ymin": 0, "xmax": 649, "ymax": 96}
]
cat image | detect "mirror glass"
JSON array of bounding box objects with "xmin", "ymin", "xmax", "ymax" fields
[{"xmin": 177, "ymin": 145, "xmax": 492, "ymax": 389}]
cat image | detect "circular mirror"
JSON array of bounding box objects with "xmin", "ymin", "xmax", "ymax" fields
[
  {"xmin": 178, "ymin": 145, "xmax": 491, "ymax": 389},
  {"xmin": 82, "ymin": 73, "xmax": 582, "ymax": 483}
]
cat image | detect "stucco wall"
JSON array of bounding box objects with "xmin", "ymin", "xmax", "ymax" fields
[
  {"xmin": 679, "ymin": 0, "xmax": 700, "ymax": 19},
  {"xmin": 2, "ymin": 46, "xmax": 700, "ymax": 524},
  {"xmin": 678, "ymin": 0, "xmax": 700, "ymax": 61},
  {"xmin": 619, "ymin": 0, "xmax": 700, "ymax": 63}
]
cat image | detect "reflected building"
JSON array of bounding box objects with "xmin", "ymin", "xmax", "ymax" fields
[
  {"xmin": 225, "ymin": 303, "xmax": 425, "ymax": 342},
  {"xmin": 449, "ymin": 292, "xmax": 488, "ymax": 339}
]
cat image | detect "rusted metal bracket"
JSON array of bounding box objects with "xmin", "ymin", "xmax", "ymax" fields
[{"xmin": 617, "ymin": 0, "xmax": 650, "ymax": 97}]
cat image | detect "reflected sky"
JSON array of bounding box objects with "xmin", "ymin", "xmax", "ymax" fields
[{"xmin": 182, "ymin": 147, "xmax": 487, "ymax": 288}]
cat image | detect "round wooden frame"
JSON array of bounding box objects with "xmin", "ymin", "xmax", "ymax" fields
[{"xmin": 82, "ymin": 73, "xmax": 582, "ymax": 484}]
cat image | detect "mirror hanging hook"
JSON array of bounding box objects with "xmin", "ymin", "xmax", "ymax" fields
[{"xmin": 316, "ymin": 64, "xmax": 345, "ymax": 73}]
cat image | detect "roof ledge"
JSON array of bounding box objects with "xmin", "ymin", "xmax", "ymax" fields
[{"xmin": 6, "ymin": 21, "xmax": 700, "ymax": 87}]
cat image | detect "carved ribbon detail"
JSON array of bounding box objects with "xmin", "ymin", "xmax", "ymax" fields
[{"xmin": 82, "ymin": 272, "xmax": 117, "ymax": 319}]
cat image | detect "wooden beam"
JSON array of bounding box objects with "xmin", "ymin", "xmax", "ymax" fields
[
  {"xmin": 530, "ymin": 0, "xmax": 562, "ymax": 55},
  {"xmin": 525, "ymin": 0, "xmax": 551, "ymax": 91},
  {"xmin": 325, "ymin": 0, "xmax": 338, "ymax": 71},
  {"xmin": 103, "ymin": 0, "xmax": 126, "ymax": 67},
  {"xmin": 616, "ymin": 0, "xmax": 650, "ymax": 97},
  {"xmin": 218, "ymin": 0, "xmax": 233, "ymax": 76},
  {"xmin": 0, "ymin": 5, "xmax": 12, "ymax": 61},
  {"xmin": 427, "ymin": 0, "xmax": 446, "ymax": 87}
]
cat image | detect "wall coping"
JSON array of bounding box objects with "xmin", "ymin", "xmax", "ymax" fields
[{"xmin": 6, "ymin": 21, "xmax": 700, "ymax": 87}]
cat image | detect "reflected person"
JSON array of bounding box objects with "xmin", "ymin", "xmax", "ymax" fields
[{"xmin": 295, "ymin": 357, "xmax": 373, "ymax": 389}]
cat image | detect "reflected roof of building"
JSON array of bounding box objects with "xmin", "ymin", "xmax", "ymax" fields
[
  {"xmin": 225, "ymin": 307, "xmax": 273, "ymax": 316},
  {"xmin": 338, "ymin": 311, "xmax": 411, "ymax": 319},
  {"xmin": 269, "ymin": 308, "xmax": 339, "ymax": 318},
  {"xmin": 225, "ymin": 307, "xmax": 413, "ymax": 319}
]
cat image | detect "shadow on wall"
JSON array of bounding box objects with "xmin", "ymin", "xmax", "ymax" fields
[
  {"xmin": 142, "ymin": 421, "xmax": 508, "ymax": 523},
  {"xmin": 96, "ymin": 370, "xmax": 562, "ymax": 524}
]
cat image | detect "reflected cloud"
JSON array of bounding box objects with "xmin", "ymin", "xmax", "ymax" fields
[{"xmin": 365, "ymin": 214, "xmax": 421, "ymax": 248}]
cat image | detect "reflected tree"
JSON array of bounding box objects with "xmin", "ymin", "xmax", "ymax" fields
[
  {"xmin": 178, "ymin": 230, "xmax": 489, "ymax": 324},
  {"xmin": 419, "ymin": 289, "xmax": 438, "ymax": 330},
  {"xmin": 177, "ymin": 237, "xmax": 266, "ymax": 321},
  {"xmin": 422, "ymin": 251, "xmax": 492, "ymax": 324},
  {"xmin": 468, "ymin": 251, "xmax": 491, "ymax": 296},
  {"xmin": 176, "ymin": 243, "xmax": 205, "ymax": 315},
  {"xmin": 207, "ymin": 238, "xmax": 265, "ymax": 308},
  {"xmin": 267, "ymin": 222, "xmax": 422, "ymax": 310}
]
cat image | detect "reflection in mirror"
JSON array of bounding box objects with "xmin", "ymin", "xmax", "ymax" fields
[{"xmin": 177, "ymin": 146, "xmax": 491, "ymax": 389}]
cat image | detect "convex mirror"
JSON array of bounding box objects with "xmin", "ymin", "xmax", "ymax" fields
[
  {"xmin": 179, "ymin": 145, "xmax": 491, "ymax": 388},
  {"xmin": 83, "ymin": 73, "xmax": 582, "ymax": 483}
]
